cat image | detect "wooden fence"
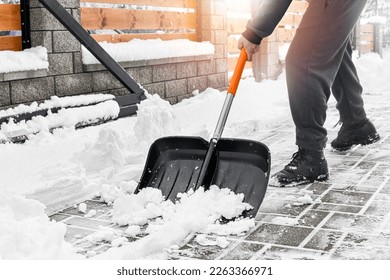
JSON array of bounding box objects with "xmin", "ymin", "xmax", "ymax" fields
[
  {"xmin": 80, "ymin": 0, "xmax": 197, "ymax": 43},
  {"xmin": 359, "ymin": 24, "xmax": 375, "ymax": 54},
  {"xmin": 0, "ymin": 3, "xmax": 22, "ymax": 51}
]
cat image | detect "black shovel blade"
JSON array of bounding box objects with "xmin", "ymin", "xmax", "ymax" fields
[
  {"xmin": 136, "ymin": 136, "xmax": 211, "ymax": 200},
  {"xmin": 136, "ymin": 136, "xmax": 270, "ymax": 218},
  {"xmin": 212, "ymin": 138, "xmax": 271, "ymax": 218}
]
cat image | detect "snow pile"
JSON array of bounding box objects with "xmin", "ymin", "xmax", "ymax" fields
[
  {"xmin": 0, "ymin": 191, "xmax": 81, "ymax": 259},
  {"xmin": 0, "ymin": 94, "xmax": 115, "ymax": 119},
  {"xmin": 134, "ymin": 94, "xmax": 181, "ymax": 148},
  {"xmin": 74, "ymin": 127, "xmax": 127, "ymax": 173},
  {"xmin": 93, "ymin": 186, "xmax": 254, "ymax": 259},
  {"xmin": 82, "ymin": 39, "xmax": 214, "ymax": 64},
  {"xmin": 0, "ymin": 46, "xmax": 48, "ymax": 74},
  {"xmin": 0, "ymin": 100, "xmax": 120, "ymax": 138},
  {"xmin": 99, "ymin": 181, "xmax": 138, "ymax": 204}
]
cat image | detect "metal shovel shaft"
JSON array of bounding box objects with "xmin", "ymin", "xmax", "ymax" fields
[{"xmin": 196, "ymin": 49, "xmax": 248, "ymax": 188}]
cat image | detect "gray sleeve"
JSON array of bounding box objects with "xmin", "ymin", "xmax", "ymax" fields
[{"xmin": 246, "ymin": 0, "xmax": 293, "ymax": 39}]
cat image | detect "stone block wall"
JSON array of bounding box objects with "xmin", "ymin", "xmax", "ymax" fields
[{"xmin": 0, "ymin": 0, "xmax": 229, "ymax": 110}]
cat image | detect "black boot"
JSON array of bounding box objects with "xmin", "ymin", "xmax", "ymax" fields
[
  {"xmin": 271, "ymin": 148, "xmax": 329, "ymax": 187},
  {"xmin": 331, "ymin": 118, "xmax": 380, "ymax": 151}
]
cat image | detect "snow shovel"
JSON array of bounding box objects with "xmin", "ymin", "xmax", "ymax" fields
[{"xmin": 136, "ymin": 49, "xmax": 270, "ymax": 218}]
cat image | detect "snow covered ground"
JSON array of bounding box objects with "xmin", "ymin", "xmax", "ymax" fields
[{"xmin": 0, "ymin": 49, "xmax": 389, "ymax": 260}]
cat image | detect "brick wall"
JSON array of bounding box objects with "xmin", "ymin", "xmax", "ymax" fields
[{"xmin": 0, "ymin": 0, "xmax": 229, "ymax": 110}]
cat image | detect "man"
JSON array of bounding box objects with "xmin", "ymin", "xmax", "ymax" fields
[{"xmin": 238, "ymin": 0, "xmax": 380, "ymax": 186}]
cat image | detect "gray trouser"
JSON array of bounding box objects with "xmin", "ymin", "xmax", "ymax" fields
[{"xmin": 285, "ymin": 0, "xmax": 367, "ymax": 150}]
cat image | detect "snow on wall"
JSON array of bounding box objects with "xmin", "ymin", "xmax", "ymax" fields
[
  {"xmin": 0, "ymin": 46, "xmax": 49, "ymax": 74},
  {"xmin": 82, "ymin": 39, "xmax": 215, "ymax": 65}
]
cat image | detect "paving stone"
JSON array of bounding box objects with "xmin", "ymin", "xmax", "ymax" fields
[
  {"xmin": 363, "ymin": 200, "xmax": 390, "ymax": 216},
  {"xmin": 327, "ymin": 172, "xmax": 365, "ymax": 185},
  {"xmin": 50, "ymin": 213, "xmax": 70, "ymax": 222},
  {"xmin": 59, "ymin": 200, "xmax": 111, "ymax": 218},
  {"xmin": 330, "ymin": 160, "xmax": 359, "ymax": 170},
  {"xmin": 259, "ymin": 246, "xmax": 329, "ymax": 260},
  {"xmin": 246, "ymin": 224, "xmax": 313, "ymax": 247},
  {"xmin": 361, "ymin": 175, "xmax": 388, "ymax": 187},
  {"xmin": 258, "ymin": 198, "xmax": 313, "ymax": 217},
  {"xmin": 298, "ymin": 210, "xmax": 330, "ymax": 228},
  {"xmin": 380, "ymin": 181, "xmax": 390, "ymax": 194},
  {"xmin": 333, "ymin": 233, "xmax": 390, "ymax": 260},
  {"xmin": 306, "ymin": 182, "xmax": 332, "ymax": 195},
  {"xmin": 321, "ymin": 190, "xmax": 373, "ymax": 207},
  {"xmin": 322, "ymin": 213, "xmax": 384, "ymax": 233},
  {"xmin": 172, "ymin": 236, "xmax": 226, "ymax": 260},
  {"xmin": 331, "ymin": 183, "xmax": 378, "ymax": 193},
  {"xmin": 371, "ymin": 164, "xmax": 390, "ymax": 176},
  {"xmin": 64, "ymin": 226, "xmax": 95, "ymax": 243},
  {"xmin": 303, "ymin": 230, "xmax": 343, "ymax": 252},
  {"xmin": 64, "ymin": 216, "xmax": 113, "ymax": 230},
  {"xmin": 311, "ymin": 203, "xmax": 362, "ymax": 214},
  {"xmin": 221, "ymin": 242, "xmax": 265, "ymax": 260}
]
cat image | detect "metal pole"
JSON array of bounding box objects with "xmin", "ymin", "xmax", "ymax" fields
[{"xmin": 20, "ymin": 0, "xmax": 31, "ymax": 50}]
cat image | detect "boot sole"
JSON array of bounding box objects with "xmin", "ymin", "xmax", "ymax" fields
[
  {"xmin": 331, "ymin": 134, "xmax": 380, "ymax": 152},
  {"xmin": 269, "ymin": 173, "xmax": 329, "ymax": 188}
]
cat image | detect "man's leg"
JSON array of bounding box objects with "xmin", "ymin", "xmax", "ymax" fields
[
  {"xmin": 330, "ymin": 41, "xmax": 380, "ymax": 150},
  {"xmin": 285, "ymin": 0, "xmax": 368, "ymax": 150},
  {"xmin": 331, "ymin": 41, "xmax": 366, "ymax": 125},
  {"xmin": 273, "ymin": 0, "xmax": 368, "ymax": 186}
]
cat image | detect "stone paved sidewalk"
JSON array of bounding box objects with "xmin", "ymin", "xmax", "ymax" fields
[{"xmin": 50, "ymin": 94, "xmax": 390, "ymax": 260}]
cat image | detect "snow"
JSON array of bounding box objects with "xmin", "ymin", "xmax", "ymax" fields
[
  {"xmin": 0, "ymin": 100, "xmax": 119, "ymax": 140},
  {"xmin": 0, "ymin": 48, "xmax": 390, "ymax": 260},
  {"xmin": 0, "ymin": 94, "xmax": 115, "ymax": 119},
  {"xmin": 0, "ymin": 46, "xmax": 48, "ymax": 74},
  {"xmin": 93, "ymin": 186, "xmax": 253, "ymax": 259},
  {"xmin": 134, "ymin": 93, "xmax": 181, "ymax": 149},
  {"xmin": 0, "ymin": 191, "xmax": 81, "ymax": 259},
  {"xmin": 78, "ymin": 203, "xmax": 87, "ymax": 214},
  {"xmin": 82, "ymin": 39, "xmax": 215, "ymax": 65}
]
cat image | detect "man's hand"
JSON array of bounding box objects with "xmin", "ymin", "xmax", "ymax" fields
[{"xmin": 237, "ymin": 36, "xmax": 260, "ymax": 61}]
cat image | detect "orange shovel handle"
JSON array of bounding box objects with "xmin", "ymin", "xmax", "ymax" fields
[{"xmin": 227, "ymin": 48, "xmax": 248, "ymax": 96}]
